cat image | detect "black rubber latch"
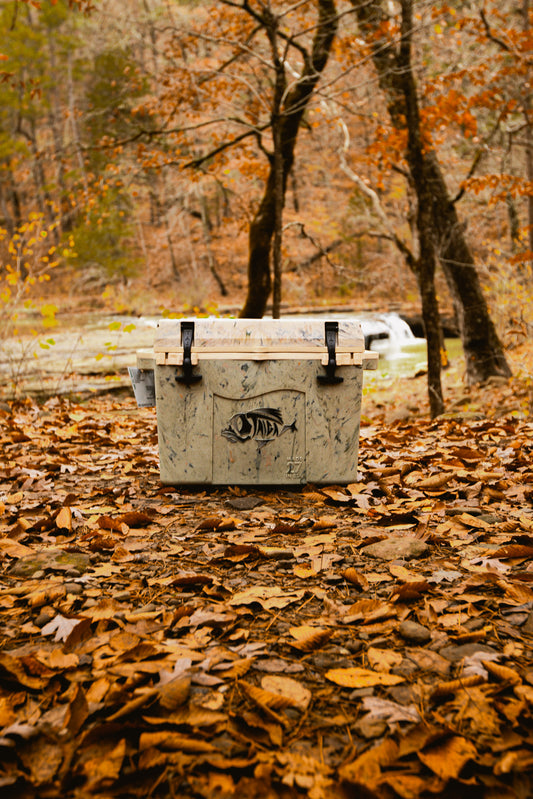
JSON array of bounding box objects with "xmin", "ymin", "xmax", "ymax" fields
[
  {"xmin": 318, "ymin": 321, "xmax": 343, "ymax": 385},
  {"xmin": 176, "ymin": 321, "xmax": 202, "ymax": 385}
]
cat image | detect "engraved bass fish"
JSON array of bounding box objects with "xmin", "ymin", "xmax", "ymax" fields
[{"xmin": 222, "ymin": 408, "xmax": 296, "ymax": 448}]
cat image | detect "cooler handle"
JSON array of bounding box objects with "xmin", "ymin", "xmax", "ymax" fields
[
  {"xmin": 176, "ymin": 321, "xmax": 202, "ymax": 386},
  {"xmin": 317, "ymin": 321, "xmax": 343, "ymax": 385}
]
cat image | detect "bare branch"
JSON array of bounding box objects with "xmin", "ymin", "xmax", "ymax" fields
[
  {"xmin": 480, "ymin": 8, "xmax": 512, "ymax": 52},
  {"xmin": 283, "ymin": 221, "xmax": 341, "ymax": 269},
  {"xmin": 182, "ymin": 122, "xmax": 271, "ymax": 169},
  {"xmin": 337, "ymin": 119, "xmax": 415, "ymax": 267}
]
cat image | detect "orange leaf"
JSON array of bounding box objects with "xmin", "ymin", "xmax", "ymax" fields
[
  {"xmin": 418, "ymin": 736, "xmax": 477, "ymax": 780},
  {"xmin": 97, "ymin": 515, "xmax": 128, "ymax": 533},
  {"xmin": 339, "ymin": 738, "xmax": 399, "ymax": 789},
  {"xmin": 482, "ymin": 661, "xmax": 521, "ymax": 686},
  {"xmin": 157, "ymin": 676, "xmax": 191, "ymax": 710},
  {"xmin": 196, "ymin": 516, "xmax": 238, "ymax": 531},
  {"xmin": 492, "ymin": 545, "xmax": 533, "ymax": 559},
  {"xmin": 55, "ymin": 506, "xmax": 73, "ymax": 531},
  {"xmin": 325, "ymin": 667, "xmax": 404, "ymax": 688},
  {"xmin": 431, "ymin": 675, "xmax": 486, "ymax": 700},
  {"xmin": 116, "ymin": 511, "xmax": 153, "ymax": 527},
  {"xmin": 343, "ymin": 568, "xmax": 369, "ymax": 590},
  {"xmin": 260, "ymin": 675, "xmax": 311, "ymax": 711},
  {"xmin": 390, "ymin": 581, "xmax": 431, "ymax": 602},
  {"xmin": 289, "ymin": 625, "xmax": 334, "ymax": 651}
]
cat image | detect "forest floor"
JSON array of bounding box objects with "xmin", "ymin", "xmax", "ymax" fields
[{"xmin": 0, "ymin": 332, "xmax": 533, "ymax": 798}]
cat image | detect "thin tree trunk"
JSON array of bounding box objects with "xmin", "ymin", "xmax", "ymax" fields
[
  {"xmin": 198, "ymin": 191, "xmax": 227, "ymax": 296},
  {"xmin": 47, "ymin": 31, "xmax": 66, "ymax": 238},
  {"xmin": 270, "ymin": 19, "xmax": 286, "ymax": 320},
  {"xmin": 424, "ymin": 150, "xmax": 511, "ymax": 382},
  {"xmin": 272, "ymin": 124, "xmax": 284, "ymax": 319},
  {"xmin": 239, "ymin": 0, "xmax": 338, "ymax": 318},
  {"xmin": 397, "ymin": 0, "xmax": 444, "ymax": 415},
  {"xmin": 352, "ymin": 0, "xmax": 511, "ymax": 386},
  {"xmin": 523, "ymin": 0, "xmax": 533, "ymax": 261}
]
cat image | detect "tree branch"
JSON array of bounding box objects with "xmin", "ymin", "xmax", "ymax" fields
[
  {"xmin": 182, "ymin": 122, "xmax": 271, "ymax": 169},
  {"xmin": 337, "ymin": 119, "xmax": 415, "ymax": 267},
  {"xmin": 480, "ymin": 8, "xmax": 511, "ymax": 52}
]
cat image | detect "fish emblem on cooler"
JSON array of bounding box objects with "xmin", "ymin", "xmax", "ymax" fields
[{"xmin": 222, "ymin": 408, "xmax": 296, "ymax": 448}]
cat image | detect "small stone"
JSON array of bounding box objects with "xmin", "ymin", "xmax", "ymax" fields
[
  {"xmin": 522, "ymin": 612, "xmax": 533, "ymax": 636},
  {"xmin": 446, "ymin": 507, "xmax": 483, "ymax": 517},
  {"xmin": 65, "ymin": 568, "xmax": 81, "ymax": 578},
  {"xmin": 323, "ymin": 572, "xmax": 343, "ymax": 584},
  {"xmin": 135, "ymin": 602, "xmax": 157, "ymax": 614},
  {"xmin": 348, "ymin": 687, "xmax": 375, "ymax": 700},
  {"xmin": 310, "ymin": 653, "xmax": 353, "ymax": 670},
  {"xmin": 398, "ymin": 620, "xmax": 431, "ymax": 644},
  {"xmin": 478, "ymin": 514, "xmax": 503, "ymax": 525},
  {"xmin": 225, "ymin": 496, "xmax": 263, "ymax": 510},
  {"xmin": 64, "ymin": 582, "xmax": 83, "ymax": 596},
  {"xmin": 386, "ymin": 684, "xmax": 419, "ymax": 706},
  {"xmin": 34, "ymin": 607, "xmax": 56, "ymax": 628},
  {"xmin": 362, "ymin": 537, "xmax": 429, "ymax": 561},
  {"xmin": 345, "ymin": 639, "xmax": 364, "ymax": 655},
  {"xmin": 8, "ymin": 549, "xmax": 90, "ymax": 577},
  {"xmin": 439, "ymin": 642, "xmax": 498, "ymax": 662},
  {"xmin": 464, "ymin": 617, "xmax": 486, "ymax": 632},
  {"xmin": 354, "ymin": 718, "xmax": 387, "ymax": 740}
]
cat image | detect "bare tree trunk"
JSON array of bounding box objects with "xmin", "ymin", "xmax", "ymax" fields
[
  {"xmin": 46, "ymin": 31, "xmax": 66, "ymax": 238},
  {"xmin": 198, "ymin": 190, "xmax": 227, "ymax": 297},
  {"xmin": 396, "ymin": 0, "xmax": 444, "ymax": 415},
  {"xmin": 0, "ymin": 169, "xmax": 22, "ymax": 236},
  {"xmin": 425, "ymin": 150, "xmax": 512, "ymax": 382},
  {"xmin": 352, "ymin": 0, "xmax": 511, "ymax": 386},
  {"xmin": 239, "ymin": 0, "xmax": 338, "ymax": 318},
  {"xmin": 523, "ymin": 0, "xmax": 533, "ymax": 261},
  {"xmin": 270, "ymin": 17, "xmax": 286, "ymax": 320}
]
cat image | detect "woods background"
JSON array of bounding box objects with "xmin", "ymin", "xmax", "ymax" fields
[{"xmin": 0, "ymin": 0, "xmax": 531, "ymax": 373}]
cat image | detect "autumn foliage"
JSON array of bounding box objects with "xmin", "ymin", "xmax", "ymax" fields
[
  {"xmin": 0, "ymin": 0, "xmax": 530, "ymax": 322},
  {"xmin": 1, "ymin": 367, "xmax": 533, "ymax": 797}
]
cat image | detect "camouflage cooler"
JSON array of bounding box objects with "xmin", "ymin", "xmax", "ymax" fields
[{"xmin": 132, "ymin": 318, "xmax": 378, "ymax": 486}]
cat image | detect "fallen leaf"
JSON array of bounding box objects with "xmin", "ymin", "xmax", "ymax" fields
[
  {"xmin": 55, "ymin": 506, "xmax": 73, "ymax": 531},
  {"xmin": 229, "ymin": 586, "xmax": 305, "ymax": 610},
  {"xmin": 325, "ymin": 667, "xmax": 404, "ymax": 688},
  {"xmin": 41, "ymin": 614, "xmax": 86, "ymax": 643},
  {"xmin": 343, "ymin": 567, "xmax": 369, "ymax": 590},
  {"xmin": 418, "ymin": 735, "xmax": 477, "ymax": 780},
  {"xmin": 260, "ymin": 675, "xmax": 312, "ymax": 711},
  {"xmin": 289, "ymin": 626, "xmax": 334, "ymax": 651}
]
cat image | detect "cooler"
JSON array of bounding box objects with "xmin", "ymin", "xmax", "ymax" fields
[{"xmin": 133, "ymin": 318, "xmax": 378, "ymax": 486}]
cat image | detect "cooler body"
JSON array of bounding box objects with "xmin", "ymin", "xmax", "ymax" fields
[
  {"xmin": 155, "ymin": 357, "xmax": 364, "ymax": 485},
  {"xmin": 152, "ymin": 318, "xmax": 377, "ymax": 486}
]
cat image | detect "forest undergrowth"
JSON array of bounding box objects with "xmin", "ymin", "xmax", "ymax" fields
[{"xmin": 0, "ymin": 327, "xmax": 532, "ymax": 798}]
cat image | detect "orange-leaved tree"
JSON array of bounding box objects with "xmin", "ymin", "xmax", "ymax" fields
[{"xmin": 131, "ymin": 0, "xmax": 339, "ymax": 317}]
